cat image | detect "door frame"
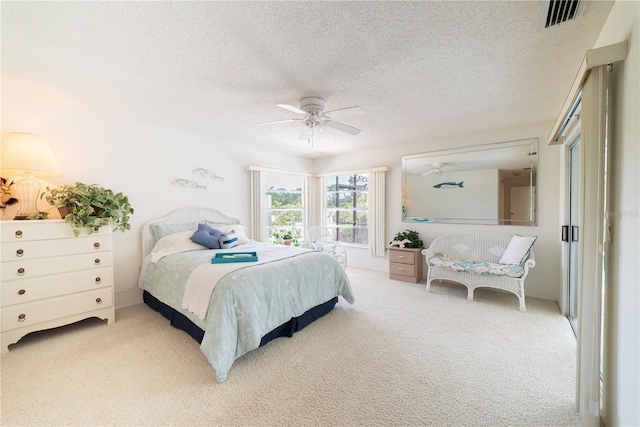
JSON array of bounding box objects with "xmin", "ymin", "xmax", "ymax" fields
[{"xmin": 559, "ymin": 109, "xmax": 582, "ymax": 317}]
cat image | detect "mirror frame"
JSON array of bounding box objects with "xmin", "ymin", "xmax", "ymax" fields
[{"xmin": 402, "ymin": 138, "xmax": 538, "ymax": 226}]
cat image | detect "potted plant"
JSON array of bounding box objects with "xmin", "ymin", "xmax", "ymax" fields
[
  {"xmin": 389, "ymin": 229, "xmax": 423, "ymax": 249},
  {"xmin": 41, "ymin": 182, "xmax": 134, "ymax": 236},
  {"xmin": 280, "ymin": 229, "xmax": 294, "ymax": 245}
]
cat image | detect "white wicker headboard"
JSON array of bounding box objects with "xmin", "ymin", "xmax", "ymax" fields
[{"xmin": 141, "ymin": 206, "xmax": 241, "ymax": 258}]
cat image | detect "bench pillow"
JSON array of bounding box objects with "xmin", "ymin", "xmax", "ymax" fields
[{"xmin": 499, "ymin": 234, "xmax": 537, "ymax": 265}]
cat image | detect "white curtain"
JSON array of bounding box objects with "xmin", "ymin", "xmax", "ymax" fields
[
  {"xmin": 548, "ymin": 41, "xmax": 626, "ymax": 425},
  {"xmin": 368, "ymin": 170, "xmax": 386, "ymax": 257},
  {"xmin": 249, "ymin": 170, "xmax": 264, "ymax": 242},
  {"xmin": 307, "ymin": 176, "xmax": 321, "ymax": 230},
  {"xmin": 576, "ymin": 64, "xmax": 610, "ymax": 426}
]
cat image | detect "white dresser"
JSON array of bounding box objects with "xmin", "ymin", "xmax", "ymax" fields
[{"xmin": 1, "ymin": 220, "xmax": 115, "ymax": 353}]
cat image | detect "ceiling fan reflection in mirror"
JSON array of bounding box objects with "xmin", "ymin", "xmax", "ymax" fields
[
  {"xmin": 417, "ymin": 163, "xmax": 465, "ymax": 176},
  {"xmin": 258, "ymin": 97, "xmax": 365, "ymax": 147}
]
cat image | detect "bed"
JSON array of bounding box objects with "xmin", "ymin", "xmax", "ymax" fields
[{"xmin": 138, "ymin": 206, "xmax": 354, "ymax": 382}]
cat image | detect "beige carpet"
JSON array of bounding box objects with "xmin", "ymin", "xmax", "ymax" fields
[{"xmin": 1, "ymin": 267, "xmax": 578, "ymax": 426}]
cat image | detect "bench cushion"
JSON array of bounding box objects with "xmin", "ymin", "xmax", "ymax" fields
[{"xmin": 427, "ymin": 256, "xmax": 525, "ymax": 278}]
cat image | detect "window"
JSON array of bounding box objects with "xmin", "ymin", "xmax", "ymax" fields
[
  {"xmin": 264, "ymin": 173, "xmax": 305, "ymax": 243},
  {"xmin": 325, "ymin": 173, "xmax": 368, "ymax": 245}
]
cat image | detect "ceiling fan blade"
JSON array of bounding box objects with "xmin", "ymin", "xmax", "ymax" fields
[
  {"xmin": 276, "ymin": 104, "xmax": 307, "ymax": 115},
  {"xmin": 324, "ymin": 106, "xmax": 365, "ymax": 118},
  {"xmin": 257, "ymin": 119, "xmax": 300, "ymax": 126},
  {"xmin": 324, "ymin": 120, "xmax": 361, "ymax": 136}
]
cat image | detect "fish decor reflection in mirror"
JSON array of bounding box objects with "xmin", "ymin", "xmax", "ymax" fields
[{"xmin": 433, "ymin": 181, "xmax": 464, "ymax": 190}]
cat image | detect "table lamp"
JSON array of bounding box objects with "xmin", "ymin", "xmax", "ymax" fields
[{"xmin": 0, "ymin": 132, "xmax": 62, "ymax": 220}]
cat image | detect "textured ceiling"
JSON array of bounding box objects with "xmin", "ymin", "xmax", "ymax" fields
[{"xmin": 1, "ymin": 1, "xmax": 614, "ymax": 158}]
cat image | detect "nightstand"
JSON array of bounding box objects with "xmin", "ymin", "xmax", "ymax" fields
[
  {"xmin": 1, "ymin": 220, "xmax": 115, "ymax": 352},
  {"xmin": 389, "ymin": 247, "xmax": 423, "ymax": 283}
]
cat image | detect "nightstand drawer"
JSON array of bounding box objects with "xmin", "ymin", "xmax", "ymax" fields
[
  {"xmin": 390, "ymin": 262, "xmax": 415, "ymax": 277},
  {"xmin": 1, "ymin": 268, "xmax": 114, "ymax": 306},
  {"xmin": 389, "ymin": 250, "xmax": 416, "ymax": 264},
  {"xmin": 1, "ymin": 235, "xmax": 111, "ymax": 261},
  {"xmin": 1, "ymin": 252, "xmax": 113, "ymax": 282},
  {"xmin": 1, "ymin": 288, "xmax": 113, "ymax": 333}
]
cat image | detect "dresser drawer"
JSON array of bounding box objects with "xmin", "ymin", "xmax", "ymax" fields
[
  {"xmin": 1, "ymin": 287, "xmax": 113, "ymax": 333},
  {"xmin": 389, "ymin": 250, "xmax": 416, "ymax": 265},
  {"xmin": 0, "ymin": 219, "xmax": 111, "ymax": 243},
  {"xmin": 1, "ymin": 235, "xmax": 111, "ymax": 261},
  {"xmin": 1, "ymin": 252, "xmax": 113, "ymax": 282},
  {"xmin": 1, "ymin": 268, "xmax": 113, "ymax": 306},
  {"xmin": 1, "ymin": 220, "xmax": 108, "ymax": 242},
  {"xmin": 390, "ymin": 261, "xmax": 416, "ymax": 277}
]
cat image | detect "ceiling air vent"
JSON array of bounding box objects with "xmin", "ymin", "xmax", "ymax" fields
[{"xmin": 539, "ymin": 0, "xmax": 587, "ymax": 28}]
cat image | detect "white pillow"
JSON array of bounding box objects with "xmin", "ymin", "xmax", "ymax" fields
[
  {"xmin": 499, "ymin": 235, "xmax": 537, "ymax": 265},
  {"xmin": 149, "ymin": 231, "xmax": 207, "ymax": 263},
  {"xmin": 217, "ymin": 224, "xmax": 250, "ymax": 245}
]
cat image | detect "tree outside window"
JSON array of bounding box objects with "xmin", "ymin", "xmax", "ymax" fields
[
  {"xmin": 326, "ymin": 173, "xmax": 368, "ymax": 245},
  {"xmin": 264, "ymin": 173, "xmax": 305, "ymax": 242}
]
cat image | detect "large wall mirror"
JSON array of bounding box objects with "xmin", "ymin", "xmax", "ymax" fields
[{"xmin": 402, "ymin": 138, "xmax": 538, "ymax": 226}]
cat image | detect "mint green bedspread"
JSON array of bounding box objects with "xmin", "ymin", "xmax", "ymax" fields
[{"xmin": 140, "ymin": 243, "xmax": 354, "ymax": 382}]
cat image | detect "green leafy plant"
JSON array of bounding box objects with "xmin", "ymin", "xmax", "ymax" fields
[
  {"xmin": 42, "ymin": 182, "xmax": 134, "ymax": 236},
  {"xmin": 389, "ymin": 229, "xmax": 423, "ymax": 249},
  {"xmin": 26, "ymin": 211, "xmax": 50, "ymax": 220},
  {"xmin": 280, "ymin": 229, "xmax": 294, "ymax": 240}
]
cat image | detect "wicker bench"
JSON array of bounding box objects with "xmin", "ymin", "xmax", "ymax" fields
[{"xmin": 421, "ymin": 232, "xmax": 536, "ymax": 311}]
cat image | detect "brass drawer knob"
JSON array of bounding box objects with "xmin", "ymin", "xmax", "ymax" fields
[
  {"xmin": 95, "ymin": 298, "xmax": 102, "ymax": 304},
  {"xmin": 94, "ymin": 258, "xmax": 101, "ymax": 265},
  {"xmin": 18, "ymin": 313, "xmax": 26, "ymax": 322},
  {"xmin": 397, "ymin": 267, "xmax": 406, "ymax": 271},
  {"xmin": 95, "ymin": 277, "xmax": 102, "ymax": 284},
  {"xmin": 15, "ymin": 230, "xmax": 23, "ymax": 238},
  {"xmin": 93, "ymin": 242, "xmax": 100, "ymax": 249},
  {"xmin": 18, "ymin": 289, "xmax": 26, "ymax": 295},
  {"xmin": 16, "ymin": 248, "xmax": 24, "ymax": 257},
  {"xmin": 17, "ymin": 267, "xmax": 25, "ymax": 276},
  {"xmin": 398, "ymin": 255, "xmax": 406, "ymax": 259}
]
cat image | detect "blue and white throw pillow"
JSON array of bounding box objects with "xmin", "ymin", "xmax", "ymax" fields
[{"xmin": 219, "ymin": 231, "xmax": 239, "ymax": 249}]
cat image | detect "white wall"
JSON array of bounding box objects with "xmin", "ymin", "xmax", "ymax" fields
[
  {"xmin": 1, "ymin": 93, "xmax": 314, "ymax": 308},
  {"xmin": 313, "ymin": 121, "xmax": 561, "ymax": 301},
  {"xmin": 592, "ymin": 1, "xmax": 640, "ymax": 425}
]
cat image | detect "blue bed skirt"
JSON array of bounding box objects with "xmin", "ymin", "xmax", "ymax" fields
[{"xmin": 143, "ymin": 290, "xmax": 338, "ymax": 346}]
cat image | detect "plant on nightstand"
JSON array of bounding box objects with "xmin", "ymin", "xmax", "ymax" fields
[
  {"xmin": 389, "ymin": 229, "xmax": 423, "ymax": 249},
  {"xmin": 41, "ymin": 182, "xmax": 134, "ymax": 236}
]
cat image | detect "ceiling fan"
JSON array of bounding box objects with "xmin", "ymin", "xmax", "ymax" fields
[
  {"xmin": 258, "ymin": 97, "xmax": 365, "ymax": 146},
  {"xmin": 418, "ymin": 163, "xmax": 465, "ymax": 176}
]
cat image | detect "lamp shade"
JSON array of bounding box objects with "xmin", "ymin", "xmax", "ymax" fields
[{"xmin": 1, "ymin": 132, "xmax": 62, "ymax": 178}]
